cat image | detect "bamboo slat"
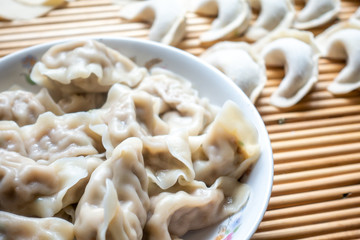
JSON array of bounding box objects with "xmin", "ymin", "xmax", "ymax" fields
[{"xmin": 0, "ymin": 0, "xmax": 359, "ymax": 239}]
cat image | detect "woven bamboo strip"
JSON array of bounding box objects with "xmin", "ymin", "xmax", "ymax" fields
[
  {"xmin": 262, "ymin": 105, "xmax": 360, "ymax": 125},
  {"xmin": 258, "ymin": 97, "xmax": 360, "ymax": 116},
  {"xmin": 260, "ymin": 81, "xmax": 329, "ymax": 97},
  {"xmin": 299, "ymin": 229, "xmax": 360, "ymax": 240},
  {"xmin": 0, "ymin": 19, "xmax": 123, "ymax": 35},
  {"xmin": 266, "ymin": 114, "xmax": 360, "ymax": 133},
  {"xmin": 274, "ymin": 142, "xmax": 360, "ymax": 163},
  {"xmin": 268, "ymin": 185, "xmax": 360, "ymax": 210},
  {"xmin": 272, "ymin": 131, "xmax": 360, "ymax": 152},
  {"xmin": 63, "ymin": 0, "xmax": 112, "ymax": 8},
  {"xmin": 0, "ymin": 11, "xmax": 120, "ymax": 28},
  {"xmin": 252, "ymin": 218, "xmax": 360, "ymax": 240},
  {"xmin": 270, "ymin": 122, "xmax": 360, "ymax": 141},
  {"xmin": 0, "ymin": 23, "xmax": 152, "ymax": 43},
  {"xmin": 274, "ymin": 152, "xmax": 360, "ymax": 174},
  {"xmin": 263, "ymin": 196, "xmax": 360, "ymax": 221},
  {"xmin": 274, "ymin": 163, "xmax": 360, "ymax": 184},
  {"xmin": 47, "ymin": 5, "xmax": 119, "ymax": 17},
  {"xmin": 272, "ymin": 172, "xmax": 360, "ymax": 196},
  {"xmin": 258, "ymin": 207, "xmax": 360, "ymax": 232}
]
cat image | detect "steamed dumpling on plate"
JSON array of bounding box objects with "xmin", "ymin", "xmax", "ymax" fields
[
  {"xmin": 0, "ymin": 211, "xmax": 74, "ymax": 240},
  {"xmin": 316, "ymin": 21, "xmax": 360, "ymax": 94},
  {"xmin": 254, "ymin": 29, "xmax": 321, "ymax": 108},
  {"xmin": 30, "ymin": 40, "xmax": 147, "ymax": 96}
]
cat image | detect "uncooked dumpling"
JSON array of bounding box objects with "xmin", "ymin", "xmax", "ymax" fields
[
  {"xmin": 30, "ymin": 40, "xmax": 147, "ymax": 96},
  {"xmin": 316, "ymin": 21, "xmax": 360, "ymax": 94},
  {"xmin": 351, "ymin": 7, "xmax": 360, "ymax": 23},
  {"xmin": 245, "ymin": 0, "xmax": 295, "ymax": 41},
  {"xmin": 192, "ymin": 0, "xmax": 251, "ymax": 42},
  {"xmin": 200, "ymin": 41, "xmax": 267, "ymax": 103},
  {"xmin": 119, "ymin": 0, "xmax": 187, "ymax": 46},
  {"xmin": 0, "ymin": 0, "xmax": 65, "ymax": 20},
  {"xmin": 293, "ymin": 0, "xmax": 341, "ymax": 29},
  {"xmin": 254, "ymin": 29, "xmax": 320, "ymax": 108}
]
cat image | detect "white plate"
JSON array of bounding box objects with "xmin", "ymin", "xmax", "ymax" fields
[{"xmin": 0, "ymin": 37, "xmax": 273, "ymax": 240}]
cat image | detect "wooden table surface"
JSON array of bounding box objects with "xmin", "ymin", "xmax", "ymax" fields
[{"xmin": 1, "ymin": 0, "xmax": 360, "ymax": 239}]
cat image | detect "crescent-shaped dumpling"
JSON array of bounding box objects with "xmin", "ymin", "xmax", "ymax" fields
[
  {"xmin": 293, "ymin": 0, "xmax": 341, "ymax": 29},
  {"xmin": 0, "ymin": 0, "xmax": 65, "ymax": 20},
  {"xmin": 254, "ymin": 29, "xmax": 321, "ymax": 108},
  {"xmin": 192, "ymin": 0, "xmax": 251, "ymax": 42},
  {"xmin": 200, "ymin": 41, "xmax": 267, "ymax": 103},
  {"xmin": 118, "ymin": 0, "xmax": 187, "ymax": 46},
  {"xmin": 350, "ymin": 7, "xmax": 360, "ymax": 24},
  {"xmin": 245, "ymin": 0, "xmax": 295, "ymax": 41},
  {"xmin": 316, "ymin": 21, "xmax": 360, "ymax": 94}
]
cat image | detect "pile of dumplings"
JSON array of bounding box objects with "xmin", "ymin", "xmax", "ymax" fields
[
  {"xmin": 119, "ymin": 0, "xmax": 360, "ymax": 108},
  {"xmin": 0, "ymin": 39, "xmax": 260, "ymax": 240}
]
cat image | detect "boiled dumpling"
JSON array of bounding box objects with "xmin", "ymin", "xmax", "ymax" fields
[
  {"xmin": 21, "ymin": 111, "xmax": 102, "ymax": 162},
  {"xmin": 0, "ymin": 121, "xmax": 27, "ymax": 155},
  {"xmin": 137, "ymin": 68, "xmax": 218, "ymax": 136},
  {"xmin": 57, "ymin": 92, "xmax": 107, "ymax": 113},
  {"xmin": 90, "ymin": 83, "xmax": 169, "ymax": 157},
  {"xmin": 142, "ymin": 131, "xmax": 195, "ymax": 190},
  {"xmin": 0, "ymin": 90, "xmax": 46, "ymax": 126},
  {"xmin": 75, "ymin": 137, "xmax": 149, "ymax": 240},
  {"xmin": 30, "ymin": 40, "xmax": 147, "ymax": 96},
  {"xmin": 200, "ymin": 41, "xmax": 267, "ymax": 103},
  {"xmin": 0, "ymin": 149, "xmax": 102, "ymax": 217},
  {"xmin": 192, "ymin": 101, "xmax": 260, "ymax": 185},
  {"xmin": 316, "ymin": 21, "xmax": 360, "ymax": 94},
  {"xmin": 192, "ymin": 0, "xmax": 251, "ymax": 42},
  {"xmin": 119, "ymin": 0, "xmax": 187, "ymax": 46},
  {"xmin": 293, "ymin": 0, "xmax": 341, "ymax": 29},
  {"xmin": 0, "ymin": 211, "xmax": 74, "ymax": 240},
  {"xmin": 245, "ymin": 0, "xmax": 295, "ymax": 41},
  {"xmin": 144, "ymin": 177, "xmax": 250, "ymax": 240},
  {"xmin": 254, "ymin": 29, "xmax": 320, "ymax": 108}
]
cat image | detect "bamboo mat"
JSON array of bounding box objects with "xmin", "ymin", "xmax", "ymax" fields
[{"xmin": 1, "ymin": 0, "xmax": 360, "ymax": 239}]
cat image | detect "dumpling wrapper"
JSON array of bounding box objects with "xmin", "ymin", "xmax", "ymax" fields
[
  {"xmin": 0, "ymin": 149, "xmax": 102, "ymax": 218},
  {"xmin": 293, "ymin": 0, "xmax": 341, "ymax": 29},
  {"xmin": 0, "ymin": 211, "xmax": 74, "ymax": 240},
  {"xmin": 192, "ymin": 101, "xmax": 260, "ymax": 186},
  {"xmin": 142, "ymin": 130, "xmax": 195, "ymax": 190},
  {"xmin": 21, "ymin": 111, "xmax": 102, "ymax": 162},
  {"xmin": 192, "ymin": 0, "xmax": 251, "ymax": 43},
  {"xmin": 0, "ymin": 0, "xmax": 65, "ymax": 20},
  {"xmin": 200, "ymin": 41, "xmax": 267, "ymax": 103},
  {"xmin": 144, "ymin": 177, "xmax": 250, "ymax": 240},
  {"xmin": 118, "ymin": 0, "xmax": 187, "ymax": 46},
  {"xmin": 75, "ymin": 137, "xmax": 150, "ymax": 240},
  {"xmin": 316, "ymin": 21, "xmax": 360, "ymax": 94},
  {"xmin": 245, "ymin": 0, "xmax": 295, "ymax": 41},
  {"xmin": 254, "ymin": 29, "xmax": 320, "ymax": 108},
  {"xmin": 30, "ymin": 39, "xmax": 147, "ymax": 96}
]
